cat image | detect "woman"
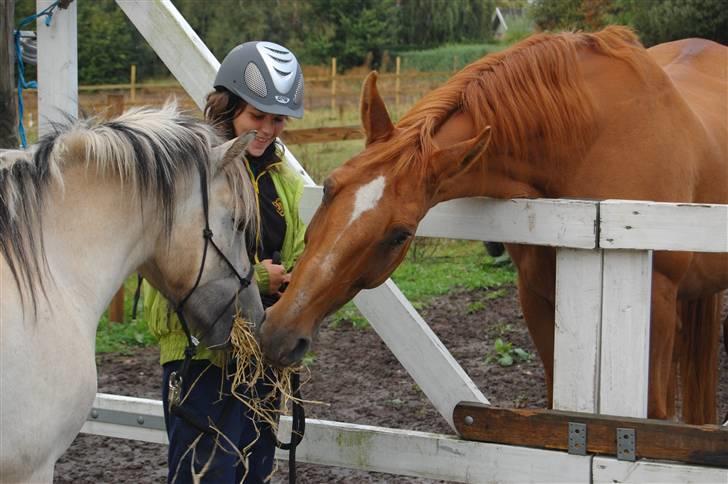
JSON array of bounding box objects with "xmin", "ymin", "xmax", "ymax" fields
[{"xmin": 143, "ymin": 41, "xmax": 306, "ymax": 483}]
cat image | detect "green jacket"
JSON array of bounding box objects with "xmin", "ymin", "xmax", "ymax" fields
[{"xmin": 143, "ymin": 157, "xmax": 306, "ymax": 366}]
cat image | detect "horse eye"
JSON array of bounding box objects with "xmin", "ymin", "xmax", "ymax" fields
[{"xmin": 388, "ymin": 229, "xmax": 412, "ymax": 247}]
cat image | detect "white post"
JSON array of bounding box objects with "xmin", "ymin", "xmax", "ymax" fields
[
  {"xmin": 116, "ymin": 0, "xmax": 219, "ymax": 110},
  {"xmin": 599, "ymin": 250, "xmax": 652, "ymax": 417},
  {"xmin": 553, "ymin": 248, "xmax": 603, "ymax": 413},
  {"xmin": 37, "ymin": 0, "xmax": 77, "ymax": 136}
]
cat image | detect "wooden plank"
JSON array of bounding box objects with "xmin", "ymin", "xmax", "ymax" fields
[
  {"xmin": 553, "ymin": 248, "xmax": 603, "ymax": 413},
  {"xmin": 593, "ymin": 456, "xmax": 728, "ymax": 483},
  {"xmin": 116, "ymin": 0, "xmax": 218, "ymax": 110},
  {"xmin": 37, "ymin": 0, "xmax": 77, "ymax": 135},
  {"xmin": 600, "ymin": 250, "xmax": 652, "ymax": 418},
  {"xmin": 276, "ymin": 418, "xmax": 591, "ymax": 483},
  {"xmin": 353, "ymin": 280, "xmax": 488, "ymax": 431},
  {"xmin": 299, "ymin": 186, "xmax": 599, "ymax": 248},
  {"xmin": 281, "ymin": 126, "xmax": 363, "ymax": 145},
  {"xmin": 453, "ymin": 403, "xmax": 728, "ymax": 467},
  {"xmin": 84, "ymin": 394, "xmax": 592, "ymax": 483},
  {"xmin": 600, "ymin": 200, "xmax": 728, "ymax": 252}
]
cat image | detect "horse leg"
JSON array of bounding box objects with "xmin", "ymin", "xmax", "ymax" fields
[
  {"xmin": 648, "ymin": 273, "xmax": 681, "ymax": 421},
  {"xmin": 677, "ymin": 292, "xmax": 722, "ymax": 424},
  {"xmin": 517, "ymin": 283, "xmax": 556, "ymax": 405}
]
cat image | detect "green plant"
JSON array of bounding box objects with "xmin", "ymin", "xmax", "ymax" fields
[
  {"xmin": 487, "ymin": 337, "xmax": 531, "ymax": 367},
  {"xmin": 467, "ymin": 301, "xmax": 486, "ymax": 314}
]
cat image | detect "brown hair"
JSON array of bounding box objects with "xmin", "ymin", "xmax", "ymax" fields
[{"xmin": 204, "ymin": 88, "xmax": 247, "ymax": 140}]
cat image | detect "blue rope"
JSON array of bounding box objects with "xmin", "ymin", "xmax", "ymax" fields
[{"xmin": 14, "ymin": 1, "xmax": 61, "ymax": 147}]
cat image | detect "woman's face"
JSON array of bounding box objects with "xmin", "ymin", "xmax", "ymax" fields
[{"xmin": 233, "ymin": 104, "xmax": 288, "ymax": 157}]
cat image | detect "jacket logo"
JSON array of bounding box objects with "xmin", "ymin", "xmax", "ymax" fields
[{"xmin": 272, "ymin": 198, "xmax": 285, "ymax": 217}]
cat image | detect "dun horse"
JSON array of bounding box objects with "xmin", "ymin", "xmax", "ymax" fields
[
  {"xmin": 0, "ymin": 105, "xmax": 264, "ymax": 482},
  {"xmin": 260, "ymin": 27, "xmax": 727, "ymax": 424}
]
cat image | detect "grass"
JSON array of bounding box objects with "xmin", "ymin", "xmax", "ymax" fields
[
  {"xmin": 397, "ymin": 43, "xmax": 505, "ymax": 72},
  {"xmin": 330, "ymin": 239, "xmax": 516, "ymax": 329},
  {"xmin": 95, "ymin": 275, "xmax": 155, "ymax": 353}
]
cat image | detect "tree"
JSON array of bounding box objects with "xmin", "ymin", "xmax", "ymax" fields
[{"xmin": 1, "ymin": 0, "xmax": 18, "ymax": 148}]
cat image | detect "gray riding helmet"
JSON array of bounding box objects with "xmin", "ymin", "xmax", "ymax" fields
[{"xmin": 214, "ymin": 41, "xmax": 304, "ymax": 119}]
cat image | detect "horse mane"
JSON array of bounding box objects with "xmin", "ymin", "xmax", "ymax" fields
[
  {"xmin": 0, "ymin": 102, "xmax": 256, "ymax": 309},
  {"xmin": 381, "ymin": 26, "xmax": 648, "ymax": 177}
]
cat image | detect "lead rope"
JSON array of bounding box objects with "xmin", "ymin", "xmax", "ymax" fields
[{"xmin": 274, "ymin": 372, "xmax": 305, "ymax": 484}]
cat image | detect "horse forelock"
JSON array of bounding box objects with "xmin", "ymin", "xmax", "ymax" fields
[
  {"xmin": 0, "ymin": 102, "xmax": 257, "ymax": 308},
  {"xmin": 387, "ymin": 26, "xmax": 648, "ymax": 175}
]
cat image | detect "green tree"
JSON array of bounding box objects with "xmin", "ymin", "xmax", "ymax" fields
[
  {"xmin": 397, "ymin": 0, "xmax": 495, "ymax": 48},
  {"xmin": 614, "ymin": 0, "xmax": 728, "ymax": 46}
]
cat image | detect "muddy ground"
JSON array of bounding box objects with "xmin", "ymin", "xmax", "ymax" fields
[{"xmin": 54, "ymin": 285, "xmax": 728, "ymax": 483}]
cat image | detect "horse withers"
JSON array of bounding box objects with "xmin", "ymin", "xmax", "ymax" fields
[
  {"xmin": 259, "ymin": 27, "xmax": 727, "ymax": 424},
  {"xmin": 0, "ymin": 104, "xmax": 264, "ymax": 482}
]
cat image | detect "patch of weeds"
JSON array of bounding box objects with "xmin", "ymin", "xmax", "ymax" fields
[
  {"xmin": 484, "ymin": 288, "xmax": 506, "ymax": 300},
  {"xmin": 301, "ymin": 351, "xmax": 316, "ymax": 367},
  {"xmin": 467, "ymin": 301, "xmax": 486, "ymax": 314},
  {"xmin": 96, "ymin": 317, "xmax": 155, "ymax": 354},
  {"xmin": 486, "ymin": 338, "xmax": 532, "ymax": 367}
]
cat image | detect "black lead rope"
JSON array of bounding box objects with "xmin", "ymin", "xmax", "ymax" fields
[{"xmin": 274, "ymin": 372, "xmax": 305, "ymax": 484}]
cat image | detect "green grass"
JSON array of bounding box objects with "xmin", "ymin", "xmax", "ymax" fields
[
  {"xmin": 95, "ymin": 275, "xmax": 155, "ymax": 353},
  {"xmin": 397, "ymin": 43, "xmax": 505, "ymax": 72},
  {"xmin": 331, "ymin": 239, "xmax": 516, "ymax": 329}
]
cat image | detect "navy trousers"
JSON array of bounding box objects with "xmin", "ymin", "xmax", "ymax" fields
[{"xmin": 162, "ymin": 360, "xmax": 277, "ymax": 483}]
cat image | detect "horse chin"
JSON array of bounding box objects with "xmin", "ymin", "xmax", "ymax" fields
[{"xmin": 183, "ymin": 277, "xmax": 264, "ymax": 349}]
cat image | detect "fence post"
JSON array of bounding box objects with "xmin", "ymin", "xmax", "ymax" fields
[
  {"xmin": 330, "ymin": 56, "xmax": 337, "ymax": 114},
  {"xmin": 130, "ymin": 64, "xmax": 137, "ymax": 103},
  {"xmin": 107, "ymin": 93, "xmax": 126, "ymax": 323},
  {"xmin": 395, "ymin": 56, "xmax": 401, "ymax": 116}
]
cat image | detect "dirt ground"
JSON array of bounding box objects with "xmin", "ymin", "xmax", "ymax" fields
[{"xmin": 54, "ymin": 285, "xmax": 728, "ymax": 483}]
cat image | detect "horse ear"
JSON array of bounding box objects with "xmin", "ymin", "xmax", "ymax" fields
[
  {"xmin": 211, "ymin": 131, "xmax": 256, "ymax": 170},
  {"xmin": 360, "ymin": 71, "xmax": 394, "ymax": 146},
  {"xmin": 429, "ymin": 126, "xmax": 492, "ymax": 183}
]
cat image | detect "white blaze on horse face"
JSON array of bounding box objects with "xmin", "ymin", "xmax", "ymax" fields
[{"xmin": 347, "ymin": 175, "xmax": 386, "ymax": 227}]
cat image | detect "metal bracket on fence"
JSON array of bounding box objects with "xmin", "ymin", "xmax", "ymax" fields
[
  {"xmin": 568, "ymin": 422, "xmax": 587, "ymax": 455},
  {"xmin": 88, "ymin": 407, "xmax": 166, "ymax": 431},
  {"xmin": 616, "ymin": 427, "xmax": 636, "ymax": 461}
]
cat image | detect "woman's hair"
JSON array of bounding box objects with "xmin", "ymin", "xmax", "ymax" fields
[{"xmin": 204, "ymin": 88, "xmax": 246, "ymax": 140}]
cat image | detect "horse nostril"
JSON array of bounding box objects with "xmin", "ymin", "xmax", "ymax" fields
[{"xmin": 289, "ymin": 337, "xmax": 310, "ymax": 363}]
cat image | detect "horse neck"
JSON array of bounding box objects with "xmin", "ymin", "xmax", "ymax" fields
[
  {"xmin": 41, "ymin": 165, "xmax": 161, "ymax": 332},
  {"xmin": 429, "ymin": 112, "xmax": 551, "ymax": 205}
]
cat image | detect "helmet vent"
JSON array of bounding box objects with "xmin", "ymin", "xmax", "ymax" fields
[
  {"xmin": 293, "ymin": 75, "xmax": 304, "ymax": 105},
  {"xmin": 244, "ymin": 62, "xmax": 267, "ymax": 98}
]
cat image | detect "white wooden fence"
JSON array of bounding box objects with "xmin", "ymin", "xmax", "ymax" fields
[{"xmin": 33, "ymin": 1, "xmax": 728, "ymax": 482}]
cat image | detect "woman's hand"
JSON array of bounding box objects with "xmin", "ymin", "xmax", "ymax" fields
[{"xmin": 260, "ymin": 259, "xmax": 291, "ymax": 295}]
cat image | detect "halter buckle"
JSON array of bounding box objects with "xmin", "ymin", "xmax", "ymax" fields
[{"xmin": 168, "ymin": 371, "xmax": 182, "ymax": 412}]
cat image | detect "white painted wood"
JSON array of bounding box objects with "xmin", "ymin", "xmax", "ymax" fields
[
  {"xmin": 553, "ymin": 249, "xmax": 603, "ymax": 413},
  {"xmin": 600, "ymin": 200, "xmax": 728, "ymax": 252},
  {"xmin": 80, "ymin": 393, "xmax": 167, "ymax": 444},
  {"xmin": 421, "ymin": 197, "xmax": 599, "ymax": 248},
  {"xmin": 276, "ymin": 418, "xmax": 592, "ymax": 483},
  {"xmin": 84, "ymin": 394, "xmax": 591, "ymax": 483},
  {"xmin": 116, "ymin": 0, "xmax": 218, "ymax": 111},
  {"xmin": 599, "ymin": 250, "xmax": 652, "ymax": 418},
  {"xmin": 37, "ymin": 0, "xmax": 77, "ymax": 135},
  {"xmin": 353, "ymin": 280, "xmax": 489, "ymax": 431},
  {"xmin": 593, "ymin": 456, "xmax": 728, "ymax": 483},
  {"xmin": 300, "ymin": 186, "xmax": 599, "ymax": 248}
]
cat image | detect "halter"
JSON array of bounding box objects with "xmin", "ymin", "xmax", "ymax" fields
[
  {"xmin": 166, "ymin": 158, "xmax": 305, "ymax": 484},
  {"xmin": 167, "ymin": 163, "xmax": 255, "ymax": 421}
]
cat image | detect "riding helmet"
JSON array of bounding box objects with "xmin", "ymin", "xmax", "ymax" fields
[{"xmin": 214, "ymin": 41, "xmax": 304, "ymax": 119}]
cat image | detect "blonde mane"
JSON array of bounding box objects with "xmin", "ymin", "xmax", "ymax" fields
[
  {"xmin": 0, "ymin": 103, "xmax": 256, "ymax": 308},
  {"xmin": 376, "ymin": 26, "xmax": 648, "ymax": 176}
]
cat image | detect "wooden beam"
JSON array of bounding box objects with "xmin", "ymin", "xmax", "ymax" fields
[
  {"xmin": 281, "ymin": 125, "xmax": 363, "ymax": 145},
  {"xmin": 0, "ymin": 0, "xmax": 18, "ymax": 148},
  {"xmin": 453, "ymin": 403, "xmax": 728, "ymax": 467}
]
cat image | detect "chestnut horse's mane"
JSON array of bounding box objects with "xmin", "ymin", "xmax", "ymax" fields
[{"xmin": 379, "ymin": 26, "xmax": 650, "ymax": 175}]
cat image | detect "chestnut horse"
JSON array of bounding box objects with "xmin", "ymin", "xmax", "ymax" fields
[{"xmin": 260, "ymin": 27, "xmax": 727, "ymax": 424}]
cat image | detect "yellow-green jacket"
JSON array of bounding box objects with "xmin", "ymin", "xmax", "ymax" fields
[{"xmin": 143, "ymin": 158, "xmax": 306, "ymax": 366}]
